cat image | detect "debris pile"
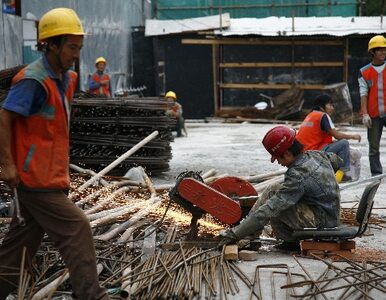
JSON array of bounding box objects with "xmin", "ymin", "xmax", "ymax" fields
[
  {"xmin": 216, "ymin": 83, "xmax": 354, "ymax": 124},
  {"xmin": 217, "ymin": 87, "xmax": 305, "ymax": 121},
  {"xmin": 1, "ymin": 170, "xmax": 385, "ymax": 299},
  {"xmin": 70, "ymin": 97, "xmax": 175, "ymax": 175}
]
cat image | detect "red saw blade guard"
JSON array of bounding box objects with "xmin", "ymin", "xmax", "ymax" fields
[
  {"xmin": 177, "ymin": 178, "xmax": 242, "ymax": 224},
  {"xmin": 209, "ymin": 176, "xmax": 257, "ymax": 197}
]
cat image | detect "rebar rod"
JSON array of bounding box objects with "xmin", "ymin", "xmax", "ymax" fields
[{"xmin": 293, "ymin": 255, "xmax": 329, "ymax": 300}]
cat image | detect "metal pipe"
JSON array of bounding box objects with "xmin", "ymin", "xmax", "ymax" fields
[
  {"xmin": 78, "ymin": 130, "xmax": 159, "ymax": 190},
  {"xmin": 340, "ymin": 174, "xmax": 386, "ymax": 190}
]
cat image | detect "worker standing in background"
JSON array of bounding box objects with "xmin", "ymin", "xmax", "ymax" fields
[
  {"xmin": 296, "ymin": 93, "xmax": 361, "ymax": 182},
  {"xmin": 165, "ymin": 90, "xmax": 186, "ymax": 137},
  {"xmin": 218, "ymin": 125, "xmax": 342, "ymax": 250},
  {"xmin": 358, "ymin": 35, "xmax": 386, "ymax": 176},
  {"xmin": 88, "ymin": 56, "xmax": 112, "ymax": 97},
  {"xmin": 0, "ymin": 8, "xmax": 110, "ymax": 300}
]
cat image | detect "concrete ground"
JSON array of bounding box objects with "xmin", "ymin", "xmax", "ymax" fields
[{"xmin": 153, "ymin": 120, "xmax": 386, "ymax": 299}]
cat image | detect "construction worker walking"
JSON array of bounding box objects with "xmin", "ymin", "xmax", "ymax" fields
[
  {"xmin": 218, "ymin": 125, "xmax": 342, "ymax": 250},
  {"xmin": 88, "ymin": 56, "xmax": 112, "ymax": 97},
  {"xmin": 0, "ymin": 8, "xmax": 110, "ymax": 299},
  {"xmin": 358, "ymin": 35, "xmax": 386, "ymax": 176}
]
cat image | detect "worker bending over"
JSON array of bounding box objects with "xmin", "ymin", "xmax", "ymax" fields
[
  {"xmin": 0, "ymin": 8, "xmax": 110, "ymax": 300},
  {"xmin": 88, "ymin": 56, "xmax": 112, "ymax": 97},
  {"xmin": 219, "ymin": 125, "xmax": 342, "ymax": 250},
  {"xmin": 296, "ymin": 93, "xmax": 361, "ymax": 182}
]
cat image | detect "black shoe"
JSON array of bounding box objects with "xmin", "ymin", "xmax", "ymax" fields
[
  {"xmin": 273, "ymin": 241, "xmax": 301, "ymax": 252},
  {"xmin": 341, "ymin": 175, "xmax": 352, "ymax": 183}
]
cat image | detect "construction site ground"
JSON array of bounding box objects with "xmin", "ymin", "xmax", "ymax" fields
[
  {"xmin": 2, "ymin": 120, "xmax": 386, "ymax": 299},
  {"xmin": 152, "ymin": 120, "xmax": 386, "ymax": 299}
]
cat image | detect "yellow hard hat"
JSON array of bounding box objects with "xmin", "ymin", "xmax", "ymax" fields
[
  {"xmin": 95, "ymin": 57, "xmax": 107, "ymax": 65},
  {"xmin": 165, "ymin": 91, "xmax": 177, "ymax": 100},
  {"xmin": 38, "ymin": 8, "xmax": 85, "ymax": 42},
  {"xmin": 368, "ymin": 35, "xmax": 386, "ymax": 52}
]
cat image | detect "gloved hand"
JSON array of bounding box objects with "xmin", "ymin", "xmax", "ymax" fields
[
  {"xmin": 218, "ymin": 229, "xmax": 238, "ymax": 248},
  {"xmin": 362, "ymin": 114, "xmax": 372, "ymax": 128},
  {"xmin": 218, "ymin": 214, "xmax": 262, "ymax": 249}
]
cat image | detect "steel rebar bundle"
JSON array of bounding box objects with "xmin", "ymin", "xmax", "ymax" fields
[{"xmin": 70, "ymin": 98, "xmax": 175, "ymax": 175}]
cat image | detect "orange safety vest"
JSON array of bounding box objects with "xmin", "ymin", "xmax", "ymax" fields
[
  {"xmin": 360, "ymin": 63, "xmax": 386, "ymax": 118},
  {"xmin": 90, "ymin": 72, "xmax": 111, "ymax": 97},
  {"xmin": 296, "ymin": 111, "xmax": 333, "ymax": 151},
  {"xmin": 11, "ymin": 58, "xmax": 77, "ymax": 189}
]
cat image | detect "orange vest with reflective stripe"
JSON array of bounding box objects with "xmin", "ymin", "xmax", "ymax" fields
[
  {"xmin": 296, "ymin": 111, "xmax": 333, "ymax": 151},
  {"xmin": 360, "ymin": 63, "xmax": 386, "ymax": 118},
  {"xmin": 11, "ymin": 58, "xmax": 77, "ymax": 189},
  {"xmin": 90, "ymin": 72, "xmax": 111, "ymax": 97}
]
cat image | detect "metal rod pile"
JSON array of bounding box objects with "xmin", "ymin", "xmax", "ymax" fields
[
  {"xmin": 116, "ymin": 246, "xmax": 224, "ymax": 299},
  {"xmin": 0, "ymin": 64, "xmax": 27, "ymax": 102},
  {"xmin": 282, "ymin": 253, "xmax": 386, "ymax": 299},
  {"xmin": 1, "ymin": 168, "xmax": 386, "ymax": 298},
  {"xmin": 70, "ymin": 97, "xmax": 175, "ymax": 175},
  {"xmin": 0, "ymin": 65, "xmax": 27, "ymax": 89}
]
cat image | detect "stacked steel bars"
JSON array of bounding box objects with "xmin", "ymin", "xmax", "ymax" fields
[
  {"xmin": 70, "ymin": 97, "xmax": 175, "ymax": 175},
  {"xmin": 0, "ymin": 64, "xmax": 27, "ymax": 103}
]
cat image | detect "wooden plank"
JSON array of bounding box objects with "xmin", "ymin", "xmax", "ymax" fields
[
  {"xmin": 343, "ymin": 37, "xmax": 349, "ymax": 82},
  {"xmin": 340, "ymin": 240, "xmax": 356, "ymax": 250},
  {"xmin": 300, "ymin": 240, "xmax": 356, "ymax": 252},
  {"xmin": 182, "ymin": 38, "xmax": 344, "ymax": 46},
  {"xmin": 219, "ymin": 62, "xmax": 344, "ymax": 68},
  {"xmin": 224, "ymin": 244, "xmax": 238, "ymax": 260},
  {"xmin": 219, "ymin": 83, "xmax": 325, "ymax": 90},
  {"xmin": 212, "ymin": 44, "xmax": 219, "ymax": 115},
  {"xmin": 301, "ymin": 241, "xmax": 342, "ymax": 251},
  {"xmin": 303, "ymin": 249, "xmax": 353, "ymax": 260}
]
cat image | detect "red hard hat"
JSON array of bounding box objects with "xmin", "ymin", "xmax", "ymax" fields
[{"xmin": 262, "ymin": 125, "xmax": 296, "ymax": 163}]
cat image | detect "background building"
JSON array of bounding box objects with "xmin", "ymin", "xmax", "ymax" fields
[{"xmin": 1, "ymin": 1, "xmax": 385, "ymax": 119}]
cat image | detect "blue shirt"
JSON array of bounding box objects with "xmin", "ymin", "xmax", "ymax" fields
[
  {"xmin": 2, "ymin": 56, "xmax": 70, "ymax": 116},
  {"xmin": 320, "ymin": 113, "xmax": 332, "ymax": 132}
]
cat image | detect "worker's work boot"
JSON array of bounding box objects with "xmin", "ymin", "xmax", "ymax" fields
[{"xmin": 341, "ymin": 174, "xmax": 352, "ymax": 183}]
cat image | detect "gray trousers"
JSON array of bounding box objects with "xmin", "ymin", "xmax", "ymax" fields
[
  {"xmin": 368, "ymin": 116, "xmax": 386, "ymax": 176},
  {"xmin": 0, "ymin": 189, "xmax": 109, "ymax": 300},
  {"xmin": 251, "ymin": 183, "xmax": 319, "ymax": 241}
]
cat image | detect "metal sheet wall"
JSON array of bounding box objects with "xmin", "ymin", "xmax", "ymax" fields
[
  {"xmin": 1, "ymin": 0, "xmax": 151, "ymax": 93},
  {"xmin": 0, "ymin": 13, "xmax": 22, "ymax": 70},
  {"xmin": 152, "ymin": 0, "xmax": 357, "ymax": 19}
]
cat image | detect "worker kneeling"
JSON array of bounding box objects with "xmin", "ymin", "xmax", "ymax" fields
[{"xmin": 218, "ymin": 125, "xmax": 343, "ymax": 250}]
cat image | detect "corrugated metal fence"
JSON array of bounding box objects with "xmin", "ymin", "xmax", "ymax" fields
[{"xmin": 0, "ymin": 0, "xmax": 151, "ymax": 93}]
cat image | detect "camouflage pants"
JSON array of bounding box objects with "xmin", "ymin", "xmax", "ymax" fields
[{"xmin": 250, "ymin": 183, "xmax": 319, "ymax": 241}]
